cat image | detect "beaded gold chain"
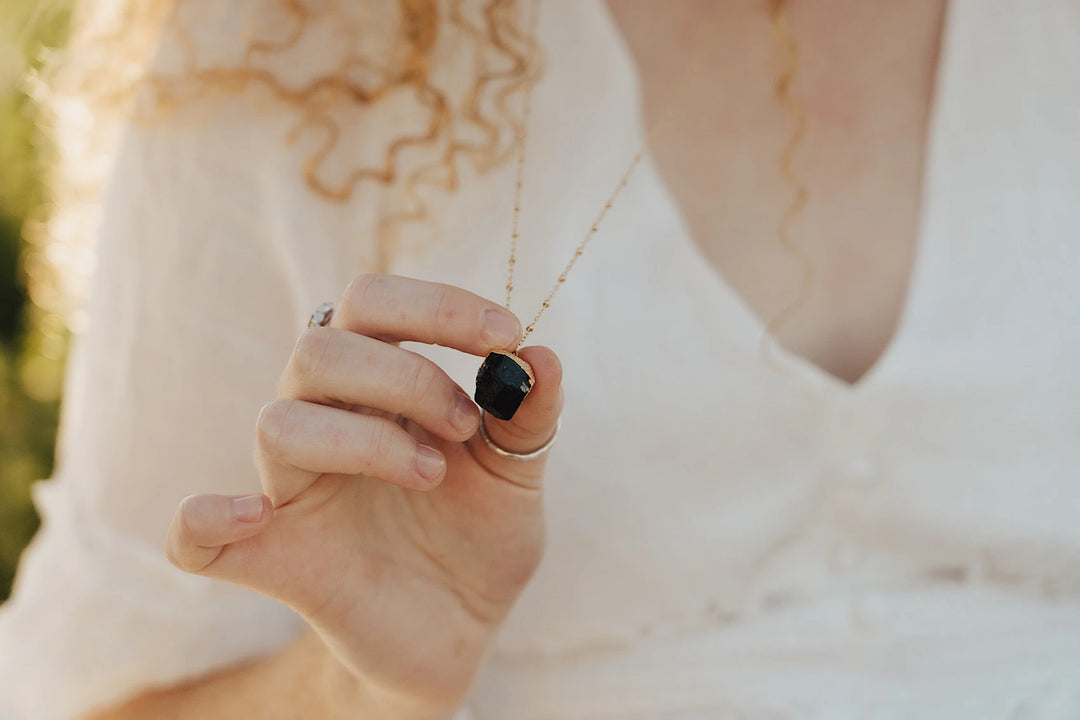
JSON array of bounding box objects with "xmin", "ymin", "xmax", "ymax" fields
[
  {"xmin": 476, "ymin": 0, "xmax": 799, "ymax": 422},
  {"xmin": 506, "ymin": 0, "xmax": 807, "ymax": 353},
  {"xmin": 478, "ymin": 0, "xmax": 649, "ymax": 421},
  {"xmin": 504, "ymin": 0, "xmax": 673, "ymax": 349}
]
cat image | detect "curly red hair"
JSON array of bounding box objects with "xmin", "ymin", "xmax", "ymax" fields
[{"xmin": 30, "ymin": 0, "xmax": 541, "ymax": 321}]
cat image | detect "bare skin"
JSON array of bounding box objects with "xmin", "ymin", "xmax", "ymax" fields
[
  {"xmin": 87, "ymin": 2, "xmax": 947, "ymax": 718},
  {"xmin": 607, "ymin": 0, "xmax": 947, "ymax": 385},
  {"xmin": 90, "ymin": 275, "xmax": 564, "ymax": 720}
]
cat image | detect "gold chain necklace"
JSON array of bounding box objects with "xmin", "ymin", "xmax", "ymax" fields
[
  {"xmin": 472, "ymin": 0, "xmax": 670, "ymax": 421},
  {"xmin": 473, "ymin": 0, "xmax": 787, "ymax": 421}
]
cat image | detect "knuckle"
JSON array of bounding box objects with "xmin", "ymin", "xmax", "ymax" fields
[
  {"xmin": 341, "ymin": 273, "xmax": 380, "ymax": 321},
  {"xmin": 431, "ymin": 284, "xmax": 459, "ymax": 329},
  {"xmin": 493, "ymin": 418, "xmax": 536, "ymax": 444},
  {"xmin": 356, "ymin": 418, "xmax": 403, "ymax": 474},
  {"xmin": 255, "ymin": 398, "xmax": 297, "ymax": 460},
  {"xmin": 399, "ymin": 356, "xmax": 438, "ymax": 401},
  {"xmin": 369, "ymin": 420, "xmax": 397, "ymax": 462},
  {"xmin": 292, "ymin": 327, "xmax": 335, "ymax": 379}
]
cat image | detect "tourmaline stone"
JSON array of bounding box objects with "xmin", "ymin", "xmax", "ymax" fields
[{"xmin": 474, "ymin": 351, "xmax": 535, "ymax": 421}]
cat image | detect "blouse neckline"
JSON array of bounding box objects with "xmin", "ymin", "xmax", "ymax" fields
[{"xmin": 598, "ymin": 0, "xmax": 957, "ymax": 400}]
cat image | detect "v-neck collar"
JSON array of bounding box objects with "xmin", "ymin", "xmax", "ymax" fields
[{"xmin": 600, "ymin": 0, "xmax": 957, "ymax": 399}]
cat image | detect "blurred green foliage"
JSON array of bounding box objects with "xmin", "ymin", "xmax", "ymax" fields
[{"xmin": 0, "ymin": 1, "xmax": 72, "ymax": 602}]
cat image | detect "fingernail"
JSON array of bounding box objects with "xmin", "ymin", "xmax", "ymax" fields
[
  {"xmin": 482, "ymin": 309, "xmax": 521, "ymax": 348},
  {"xmin": 415, "ymin": 444, "xmax": 446, "ymax": 482},
  {"xmin": 451, "ymin": 392, "xmax": 480, "ymax": 434},
  {"xmin": 232, "ymin": 495, "xmax": 265, "ymax": 523}
]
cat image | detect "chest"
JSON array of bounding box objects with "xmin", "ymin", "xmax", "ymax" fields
[{"xmin": 608, "ymin": 0, "xmax": 948, "ymax": 386}]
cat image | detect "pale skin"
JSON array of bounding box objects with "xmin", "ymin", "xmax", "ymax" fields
[
  {"xmin": 87, "ymin": 1, "xmax": 946, "ymax": 718},
  {"xmin": 611, "ymin": 0, "xmax": 947, "ymax": 385}
]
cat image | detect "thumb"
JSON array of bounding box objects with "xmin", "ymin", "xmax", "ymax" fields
[
  {"xmin": 466, "ymin": 344, "xmax": 564, "ymax": 488},
  {"xmin": 165, "ymin": 493, "xmax": 273, "ymax": 576}
]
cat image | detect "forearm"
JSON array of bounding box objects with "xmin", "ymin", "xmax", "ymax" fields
[{"xmin": 83, "ymin": 627, "xmax": 440, "ymax": 720}]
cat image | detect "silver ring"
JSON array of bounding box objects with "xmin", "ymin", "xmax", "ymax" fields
[
  {"xmin": 476, "ymin": 410, "xmax": 561, "ymax": 461},
  {"xmin": 308, "ymin": 302, "xmax": 335, "ymax": 328}
]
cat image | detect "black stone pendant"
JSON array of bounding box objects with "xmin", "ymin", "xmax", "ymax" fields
[{"xmin": 474, "ymin": 351, "xmax": 535, "ymax": 421}]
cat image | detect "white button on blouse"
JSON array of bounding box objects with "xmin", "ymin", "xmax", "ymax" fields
[{"xmin": 840, "ymin": 455, "xmax": 879, "ymax": 483}]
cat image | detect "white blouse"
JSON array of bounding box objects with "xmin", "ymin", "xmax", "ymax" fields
[{"xmin": 3, "ymin": 1, "xmax": 1080, "ymax": 718}]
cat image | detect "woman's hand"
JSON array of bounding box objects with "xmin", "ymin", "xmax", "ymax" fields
[{"xmin": 165, "ymin": 274, "xmax": 563, "ymax": 719}]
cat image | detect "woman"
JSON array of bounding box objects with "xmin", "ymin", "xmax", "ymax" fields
[{"xmin": 3, "ymin": 0, "xmax": 1080, "ymax": 718}]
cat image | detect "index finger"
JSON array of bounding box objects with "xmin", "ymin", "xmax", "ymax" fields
[{"xmin": 331, "ymin": 273, "xmax": 522, "ymax": 356}]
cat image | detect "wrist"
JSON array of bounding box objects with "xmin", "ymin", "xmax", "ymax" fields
[{"xmin": 305, "ymin": 628, "xmax": 463, "ymax": 720}]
